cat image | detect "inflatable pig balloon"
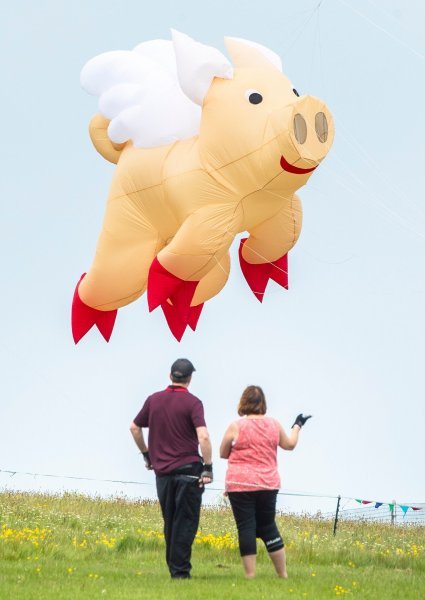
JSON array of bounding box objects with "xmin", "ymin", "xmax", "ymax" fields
[{"xmin": 72, "ymin": 30, "xmax": 334, "ymax": 342}]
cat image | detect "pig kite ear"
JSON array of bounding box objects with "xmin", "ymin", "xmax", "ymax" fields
[
  {"xmin": 224, "ymin": 37, "xmax": 282, "ymax": 72},
  {"xmin": 172, "ymin": 29, "xmax": 233, "ymax": 105}
]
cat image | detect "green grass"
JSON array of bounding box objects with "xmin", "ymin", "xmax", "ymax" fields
[{"xmin": 1, "ymin": 491, "xmax": 424, "ymax": 599}]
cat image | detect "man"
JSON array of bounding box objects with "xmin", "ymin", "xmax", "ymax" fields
[{"xmin": 130, "ymin": 358, "xmax": 213, "ymax": 579}]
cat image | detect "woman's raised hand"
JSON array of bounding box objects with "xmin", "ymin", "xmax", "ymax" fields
[{"xmin": 291, "ymin": 414, "xmax": 312, "ymax": 428}]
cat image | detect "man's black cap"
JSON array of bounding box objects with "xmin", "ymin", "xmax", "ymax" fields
[{"xmin": 171, "ymin": 358, "xmax": 196, "ymax": 380}]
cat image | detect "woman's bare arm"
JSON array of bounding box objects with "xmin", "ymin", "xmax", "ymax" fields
[
  {"xmin": 220, "ymin": 422, "xmax": 238, "ymax": 458},
  {"xmin": 278, "ymin": 422, "xmax": 300, "ymax": 451}
]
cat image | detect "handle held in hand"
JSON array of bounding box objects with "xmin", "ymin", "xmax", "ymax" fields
[{"xmin": 199, "ymin": 463, "xmax": 213, "ymax": 486}]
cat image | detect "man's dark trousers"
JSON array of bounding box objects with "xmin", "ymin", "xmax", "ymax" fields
[{"xmin": 156, "ymin": 462, "xmax": 204, "ymax": 578}]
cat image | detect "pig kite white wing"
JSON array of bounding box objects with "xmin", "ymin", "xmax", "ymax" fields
[
  {"xmin": 81, "ymin": 31, "xmax": 280, "ymax": 149},
  {"xmin": 80, "ymin": 39, "xmax": 202, "ymax": 148},
  {"xmin": 80, "ymin": 33, "xmax": 282, "ymax": 149}
]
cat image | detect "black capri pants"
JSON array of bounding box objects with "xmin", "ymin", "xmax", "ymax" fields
[{"xmin": 228, "ymin": 490, "xmax": 284, "ymax": 556}]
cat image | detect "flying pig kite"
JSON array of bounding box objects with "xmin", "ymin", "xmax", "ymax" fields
[{"xmin": 72, "ymin": 30, "xmax": 334, "ymax": 342}]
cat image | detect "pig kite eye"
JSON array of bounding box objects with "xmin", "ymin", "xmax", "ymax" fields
[
  {"xmin": 245, "ymin": 89, "xmax": 263, "ymax": 105},
  {"xmin": 293, "ymin": 88, "xmax": 300, "ymax": 97}
]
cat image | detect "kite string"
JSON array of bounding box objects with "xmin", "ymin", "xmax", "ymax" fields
[
  {"xmin": 306, "ymin": 2, "xmax": 425, "ymax": 236},
  {"xmin": 281, "ymin": 1, "xmax": 324, "ymax": 57},
  {"xmin": 321, "ymin": 154, "xmax": 425, "ymax": 240},
  {"xmin": 338, "ymin": 0, "xmax": 425, "ymax": 60},
  {"xmin": 298, "ymin": 97, "xmax": 425, "ymax": 235},
  {"xmin": 305, "ymin": 0, "xmax": 425, "ymax": 231},
  {"xmin": 336, "ymin": 0, "xmax": 425, "ymax": 62},
  {"xmin": 307, "ymin": 2, "xmax": 323, "ymax": 92},
  {"xmin": 209, "ymin": 232, "xmax": 290, "ymax": 298},
  {"xmin": 221, "ymin": 230, "xmax": 290, "ymax": 297},
  {"xmin": 333, "ymin": 116, "xmax": 425, "ymax": 222},
  {"xmin": 278, "ymin": 3, "xmax": 324, "ymax": 25}
]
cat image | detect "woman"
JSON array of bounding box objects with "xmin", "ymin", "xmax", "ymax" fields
[{"xmin": 220, "ymin": 385, "xmax": 310, "ymax": 579}]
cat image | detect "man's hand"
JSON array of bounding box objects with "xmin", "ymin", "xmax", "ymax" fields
[
  {"xmin": 142, "ymin": 451, "xmax": 153, "ymax": 470},
  {"xmin": 199, "ymin": 464, "xmax": 213, "ymax": 487},
  {"xmin": 291, "ymin": 414, "xmax": 312, "ymax": 428}
]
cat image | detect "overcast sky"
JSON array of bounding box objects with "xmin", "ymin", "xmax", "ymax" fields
[{"xmin": 1, "ymin": 0, "xmax": 424, "ymax": 514}]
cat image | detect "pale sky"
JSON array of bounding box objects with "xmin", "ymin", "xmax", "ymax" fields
[{"xmin": 1, "ymin": 0, "xmax": 424, "ymax": 514}]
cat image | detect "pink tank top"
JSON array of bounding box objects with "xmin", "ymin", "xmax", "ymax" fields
[{"xmin": 225, "ymin": 417, "xmax": 281, "ymax": 492}]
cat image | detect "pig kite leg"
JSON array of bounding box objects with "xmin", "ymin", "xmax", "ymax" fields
[
  {"xmin": 72, "ymin": 197, "xmax": 162, "ymax": 343},
  {"xmin": 147, "ymin": 205, "xmax": 242, "ymax": 338},
  {"xmin": 239, "ymin": 194, "xmax": 302, "ymax": 302},
  {"xmin": 159, "ymin": 252, "xmax": 231, "ymax": 341},
  {"xmin": 192, "ymin": 252, "xmax": 231, "ymax": 306}
]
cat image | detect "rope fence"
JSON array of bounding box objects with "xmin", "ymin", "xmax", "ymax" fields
[{"xmin": 1, "ymin": 468, "xmax": 424, "ymax": 533}]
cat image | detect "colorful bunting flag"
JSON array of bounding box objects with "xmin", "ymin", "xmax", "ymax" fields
[{"xmin": 354, "ymin": 498, "xmax": 423, "ymax": 512}]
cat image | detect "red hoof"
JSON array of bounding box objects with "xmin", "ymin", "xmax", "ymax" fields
[
  {"xmin": 160, "ymin": 302, "xmax": 204, "ymax": 341},
  {"xmin": 187, "ymin": 303, "xmax": 204, "ymax": 331},
  {"xmin": 161, "ymin": 301, "xmax": 186, "ymax": 342},
  {"xmin": 148, "ymin": 257, "xmax": 203, "ymax": 338},
  {"xmin": 71, "ymin": 274, "xmax": 117, "ymax": 344},
  {"xmin": 239, "ymin": 239, "xmax": 288, "ymax": 302},
  {"xmin": 270, "ymin": 253, "xmax": 288, "ymax": 289},
  {"xmin": 147, "ymin": 258, "xmax": 197, "ymax": 313}
]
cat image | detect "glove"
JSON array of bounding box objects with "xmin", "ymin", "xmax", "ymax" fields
[
  {"xmin": 200, "ymin": 463, "xmax": 213, "ymax": 482},
  {"xmin": 291, "ymin": 414, "xmax": 312, "ymax": 428},
  {"xmin": 142, "ymin": 451, "xmax": 152, "ymax": 470}
]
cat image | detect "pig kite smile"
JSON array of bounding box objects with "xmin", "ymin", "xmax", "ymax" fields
[{"xmin": 280, "ymin": 155, "xmax": 318, "ymax": 175}]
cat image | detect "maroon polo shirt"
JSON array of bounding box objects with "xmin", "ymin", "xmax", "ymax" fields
[{"xmin": 133, "ymin": 385, "xmax": 206, "ymax": 475}]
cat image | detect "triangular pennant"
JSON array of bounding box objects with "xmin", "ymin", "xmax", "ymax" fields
[
  {"xmin": 412, "ymin": 506, "xmax": 423, "ymax": 511},
  {"xmin": 400, "ymin": 505, "xmax": 409, "ymax": 515},
  {"xmin": 362, "ymin": 500, "xmax": 372, "ymax": 505},
  {"xmin": 388, "ymin": 503, "xmax": 394, "ymax": 512},
  {"xmin": 374, "ymin": 502, "xmax": 383, "ymax": 509},
  {"xmin": 355, "ymin": 499, "xmax": 362, "ymax": 504}
]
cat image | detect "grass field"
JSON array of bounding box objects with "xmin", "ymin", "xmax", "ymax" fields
[{"xmin": 1, "ymin": 491, "xmax": 424, "ymax": 599}]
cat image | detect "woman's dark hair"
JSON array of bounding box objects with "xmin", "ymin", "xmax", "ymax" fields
[{"xmin": 237, "ymin": 385, "xmax": 267, "ymax": 416}]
